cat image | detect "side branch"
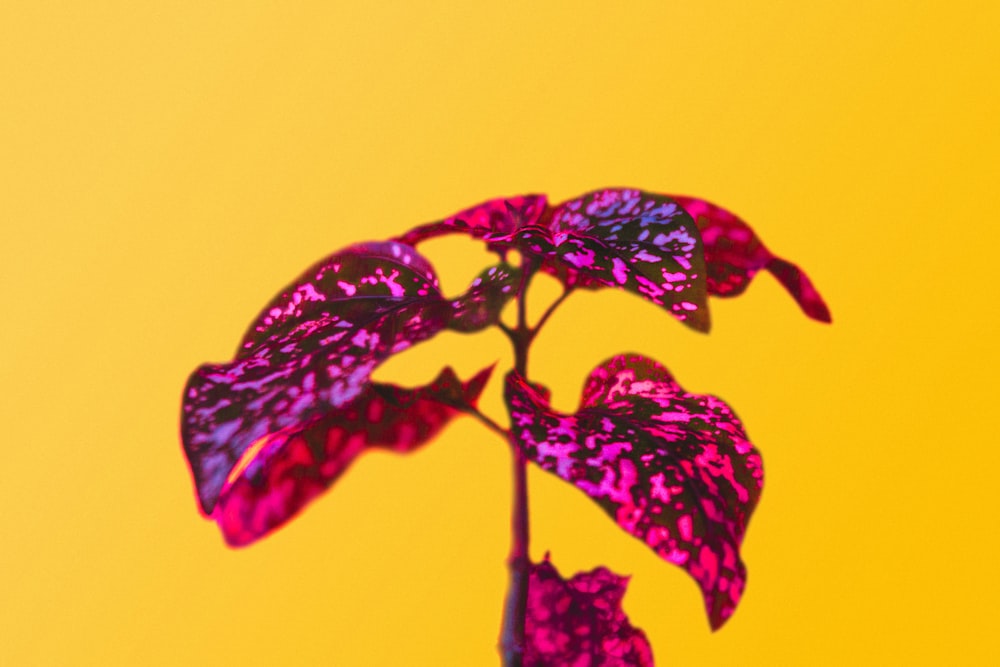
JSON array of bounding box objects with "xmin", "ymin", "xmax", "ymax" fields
[
  {"xmin": 529, "ymin": 287, "xmax": 574, "ymax": 342},
  {"xmin": 465, "ymin": 405, "xmax": 510, "ymax": 440}
]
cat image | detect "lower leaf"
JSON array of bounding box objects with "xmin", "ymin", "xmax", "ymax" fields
[
  {"xmin": 506, "ymin": 355, "xmax": 763, "ymax": 630},
  {"xmin": 213, "ymin": 366, "xmax": 491, "ymax": 546},
  {"xmin": 525, "ymin": 555, "xmax": 654, "ymax": 667}
]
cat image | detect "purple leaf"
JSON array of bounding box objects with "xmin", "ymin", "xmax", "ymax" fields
[
  {"xmin": 525, "ymin": 554, "xmax": 654, "ymax": 667},
  {"xmin": 671, "ymin": 195, "xmax": 832, "ymax": 323},
  {"xmin": 506, "ymin": 355, "xmax": 763, "ymax": 630},
  {"xmin": 214, "ymin": 366, "xmax": 492, "ymax": 546},
  {"xmin": 181, "ymin": 240, "xmax": 506, "ymax": 544}
]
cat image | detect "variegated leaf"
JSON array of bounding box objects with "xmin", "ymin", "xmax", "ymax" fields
[
  {"xmin": 449, "ymin": 262, "xmax": 522, "ymax": 332},
  {"xmin": 506, "ymin": 354, "xmax": 763, "ymax": 629},
  {"xmin": 395, "ymin": 195, "xmax": 548, "ymax": 248},
  {"xmin": 398, "ymin": 189, "xmax": 709, "ymax": 331},
  {"xmin": 535, "ymin": 189, "xmax": 709, "ymax": 331},
  {"xmin": 672, "ymin": 195, "xmax": 831, "ymax": 322},
  {"xmin": 525, "ymin": 554, "xmax": 654, "ymax": 667},
  {"xmin": 181, "ymin": 240, "xmax": 508, "ymax": 543}
]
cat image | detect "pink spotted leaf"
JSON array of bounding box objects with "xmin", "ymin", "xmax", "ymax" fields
[
  {"xmin": 396, "ymin": 194, "xmax": 548, "ymax": 249},
  {"xmin": 506, "ymin": 354, "xmax": 763, "ymax": 630},
  {"xmin": 525, "ymin": 554, "xmax": 654, "ymax": 667},
  {"xmin": 398, "ymin": 189, "xmax": 710, "ymax": 331},
  {"xmin": 448, "ymin": 262, "xmax": 522, "ymax": 332},
  {"xmin": 672, "ymin": 195, "xmax": 831, "ymax": 323},
  {"xmin": 181, "ymin": 240, "xmax": 507, "ymax": 543},
  {"xmin": 529, "ymin": 189, "xmax": 709, "ymax": 332}
]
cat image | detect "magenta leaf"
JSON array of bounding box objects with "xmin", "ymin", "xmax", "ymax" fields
[
  {"xmin": 506, "ymin": 354, "xmax": 763, "ymax": 630},
  {"xmin": 525, "ymin": 554, "xmax": 654, "ymax": 667},
  {"xmin": 396, "ymin": 194, "xmax": 548, "ymax": 248},
  {"xmin": 398, "ymin": 189, "xmax": 709, "ymax": 331},
  {"xmin": 233, "ymin": 240, "xmax": 442, "ymax": 359},
  {"xmin": 181, "ymin": 240, "xmax": 507, "ymax": 543},
  {"xmin": 214, "ymin": 366, "xmax": 492, "ymax": 546},
  {"xmin": 671, "ymin": 195, "xmax": 832, "ymax": 323}
]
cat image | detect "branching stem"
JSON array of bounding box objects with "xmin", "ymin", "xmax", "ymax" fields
[
  {"xmin": 529, "ymin": 286, "xmax": 573, "ymax": 343},
  {"xmin": 467, "ymin": 405, "xmax": 509, "ymax": 440}
]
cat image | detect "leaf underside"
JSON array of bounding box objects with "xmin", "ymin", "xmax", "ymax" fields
[
  {"xmin": 506, "ymin": 354, "xmax": 763, "ymax": 630},
  {"xmin": 525, "ymin": 555, "xmax": 654, "ymax": 667}
]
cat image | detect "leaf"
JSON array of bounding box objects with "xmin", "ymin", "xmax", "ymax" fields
[
  {"xmin": 448, "ymin": 262, "xmax": 522, "ymax": 332},
  {"xmin": 671, "ymin": 195, "xmax": 832, "ymax": 323},
  {"xmin": 525, "ymin": 554, "xmax": 654, "ymax": 667},
  {"xmin": 506, "ymin": 354, "xmax": 763, "ymax": 630},
  {"xmin": 398, "ymin": 189, "xmax": 710, "ymax": 331},
  {"xmin": 214, "ymin": 366, "xmax": 492, "ymax": 547},
  {"xmin": 395, "ymin": 195, "xmax": 548, "ymax": 248},
  {"xmin": 532, "ymin": 189, "xmax": 710, "ymax": 332},
  {"xmin": 181, "ymin": 240, "xmax": 506, "ymax": 543}
]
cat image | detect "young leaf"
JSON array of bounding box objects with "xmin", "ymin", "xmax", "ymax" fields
[
  {"xmin": 181, "ymin": 240, "xmax": 510, "ymax": 542},
  {"xmin": 671, "ymin": 195, "xmax": 832, "ymax": 322},
  {"xmin": 398, "ymin": 189, "xmax": 709, "ymax": 331},
  {"xmin": 505, "ymin": 355, "xmax": 763, "ymax": 630},
  {"xmin": 525, "ymin": 554, "xmax": 654, "ymax": 667},
  {"xmin": 448, "ymin": 262, "xmax": 522, "ymax": 332},
  {"xmin": 214, "ymin": 366, "xmax": 492, "ymax": 546}
]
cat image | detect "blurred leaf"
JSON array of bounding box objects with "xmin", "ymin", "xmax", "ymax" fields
[
  {"xmin": 672, "ymin": 195, "xmax": 831, "ymax": 322},
  {"xmin": 525, "ymin": 554, "xmax": 654, "ymax": 667},
  {"xmin": 181, "ymin": 240, "xmax": 500, "ymax": 545},
  {"xmin": 396, "ymin": 194, "xmax": 548, "ymax": 248},
  {"xmin": 214, "ymin": 366, "xmax": 492, "ymax": 546},
  {"xmin": 449, "ymin": 262, "xmax": 522, "ymax": 332}
]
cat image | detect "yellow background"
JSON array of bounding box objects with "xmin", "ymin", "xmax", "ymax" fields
[{"xmin": 2, "ymin": 2, "xmax": 998, "ymax": 664}]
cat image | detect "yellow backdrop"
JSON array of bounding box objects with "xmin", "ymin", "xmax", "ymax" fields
[{"xmin": 3, "ymin": 2, "xmax": 998, "ymax": 665}]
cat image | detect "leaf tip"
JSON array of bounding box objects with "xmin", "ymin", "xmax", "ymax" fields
[
  {"xmin": 683, "ymin": 303, "xmax": 712, "ymax": 333},
  {"xmin": 766, "ymin": 257, "xmax": 833, "ymax": 324}
]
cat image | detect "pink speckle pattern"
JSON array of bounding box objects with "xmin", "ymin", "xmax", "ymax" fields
[
  {"xmin": 671, "ymin": 195, "xmax": 832, "ymax": 323},
  {"xmin": 399, "ymin": 189, "xmax": 833, "ymax": 333},
  {"xmin": 506, "ymin": 355, "xmax": 763, "ymax": 630},
  {"xmin": 525, "ymin": 554, "xmax": 654, "ymax": 667},
  {"xmin": 181, "ymin": 241, "xmax": 515, "ymax": 543},
  {"xmin": 398, "ymin": 189, "xmax": 710, "ymax": 332},
  {"xmin": 537, "ymin": 190, "xmax": 709, "ymax": 332},
  {"xmin": 449, "ymin": 262, "xmax": 522, "ymax": 333},
  {"xmin": 395, "ymin": 195, "xmax": 549, "ymax": 247}
]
